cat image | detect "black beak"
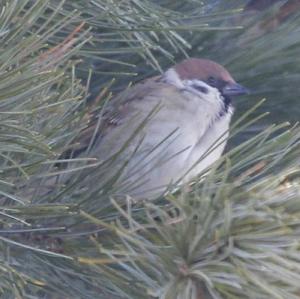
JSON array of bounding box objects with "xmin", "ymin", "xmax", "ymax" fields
[{"xmin": 222, "ymin": 82, "xmax": 249, "ymax": 96}]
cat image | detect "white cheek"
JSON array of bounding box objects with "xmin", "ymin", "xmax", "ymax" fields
[
  {"xmin": 182, "ymin": 79, "xmax": 223, "ymax": 106},
  {"xmin": 183, "ymin": 79, "xmax": 215, "ymax": 97},
  {"xmin": 163, "ymin": 69, "xmax": 218, "ymax": 101}
]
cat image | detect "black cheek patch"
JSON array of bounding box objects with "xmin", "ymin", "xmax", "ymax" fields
[{"xmin": 192, "ymin": 85, "xmax": 209, "ymax": 94}]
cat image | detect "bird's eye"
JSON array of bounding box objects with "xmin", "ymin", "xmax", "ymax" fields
[{"xmin": 208, "ymin": 76, "xmax": 217, "ymax": 85}]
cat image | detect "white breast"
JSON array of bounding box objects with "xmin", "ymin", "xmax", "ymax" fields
[
  {"xmin": 118, "ymin": 83, "xmax": 233, "ymax": 197},
  {"xmin": 183, "ymin": 109, "xmax": 232, "ymax": 181},
  {"xmin": 94, "ymin": 72, "xmax": 233, "ymax": 199},
  {"xmin": 165, "ymin": 84, "xmax": 233, "ymax": 182}
]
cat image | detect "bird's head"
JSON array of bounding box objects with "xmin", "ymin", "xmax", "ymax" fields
[{"xmin": 164, "ymin": 58, "xmax": 248, "ymax": 103}]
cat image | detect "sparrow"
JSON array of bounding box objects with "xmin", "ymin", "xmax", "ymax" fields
[{"xmin": 66, "ymin": 58, "xmax": 248, "ymax": 199}]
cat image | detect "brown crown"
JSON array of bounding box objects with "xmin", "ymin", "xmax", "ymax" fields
[{"xmin": 174, "ymin": 58, "xmax": 235, "ymax": 84}]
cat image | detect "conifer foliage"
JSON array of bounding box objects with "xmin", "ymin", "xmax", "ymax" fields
[{"xmin": 0, "ymin": 1, "xmax": 300, "ymax": 298}]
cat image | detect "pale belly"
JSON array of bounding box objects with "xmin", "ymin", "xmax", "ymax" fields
[{"xmin": 113, "ymin": 112, "xmax": 231, "ymax": 198}]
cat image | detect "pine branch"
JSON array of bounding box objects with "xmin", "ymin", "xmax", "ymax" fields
[{"xmin": 1, "ymin": 1, "xmax": 300, "ymax": 299}]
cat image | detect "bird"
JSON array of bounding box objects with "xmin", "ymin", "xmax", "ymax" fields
[{"xmin": 64, "ymin": 58, "xmax": 248, "ymax": 199}]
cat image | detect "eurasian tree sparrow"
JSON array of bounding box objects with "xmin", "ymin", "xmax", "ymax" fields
[{"xmin": 68, "ymin": 58, "xmax": 248, "ymax": 199}]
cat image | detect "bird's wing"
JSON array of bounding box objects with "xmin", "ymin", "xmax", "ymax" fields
[{"xmin": 62, "ymin": 75, "xmax": 167, "ymax": 158}]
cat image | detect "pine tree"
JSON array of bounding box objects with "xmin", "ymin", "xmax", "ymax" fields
[{"xmin": 0, "ymin": 1, "xmax": 300, "ymax": 298}]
